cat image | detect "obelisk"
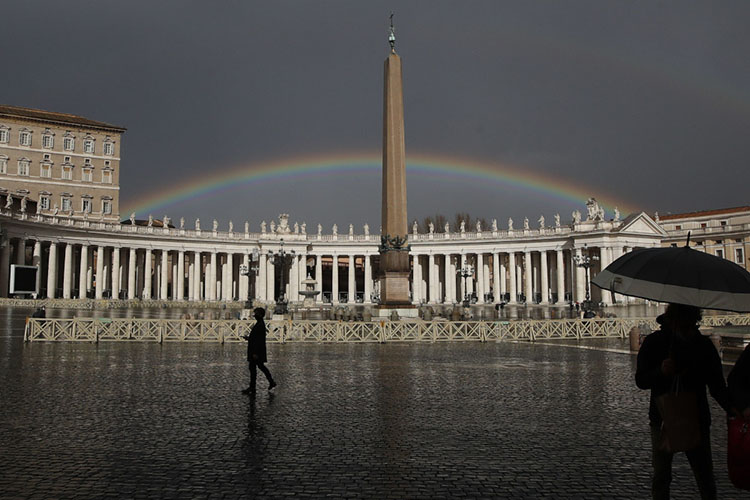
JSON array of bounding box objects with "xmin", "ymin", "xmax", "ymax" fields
[{"xmin": 379, "ymin": 17, "xmax": 411, "ymax": 306}]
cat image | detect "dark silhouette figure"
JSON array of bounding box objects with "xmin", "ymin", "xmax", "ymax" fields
[
  {"xmin": 31, "ymin": 306, "xmax": 45, "ymax": 318},
  {"xmin": 242, "ymin": 308, "xmax": 276, "ymax": 394},
  {"xmin": 635, "ymin": 304, "xmax": 729, "ymax": 500}
]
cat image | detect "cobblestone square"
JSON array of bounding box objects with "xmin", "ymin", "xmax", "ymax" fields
[{"xmin": 0, "ymin": 308, "xmax": 739, "ymax": 498}]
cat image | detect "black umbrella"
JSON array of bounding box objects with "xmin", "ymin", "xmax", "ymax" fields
[{"xmin": 591, "ymin": 245, "xmax": 750, "ymax": 312}]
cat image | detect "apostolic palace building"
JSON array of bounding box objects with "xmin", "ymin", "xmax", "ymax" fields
[{"xmin": 0, "ymin": 104, "xmax": 748, "ymax": 309}]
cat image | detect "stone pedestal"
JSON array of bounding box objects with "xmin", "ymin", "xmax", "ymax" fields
[{"xmin": 380, "ymin": 271, "xmax": 411, "ymax": 305}]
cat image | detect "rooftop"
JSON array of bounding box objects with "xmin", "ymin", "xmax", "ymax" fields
[
  {"xmin": 0, "ymin": 104, "xmax": 126, "ymax": 133},
  {"xmin": 658, "ymin": 205, "xmax": 750, "ymax": 221}
]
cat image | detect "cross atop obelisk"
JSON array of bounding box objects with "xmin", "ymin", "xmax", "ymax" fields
[{"xmin": 379, "ymin": 14, "xmax": 411, "ymax": 306}]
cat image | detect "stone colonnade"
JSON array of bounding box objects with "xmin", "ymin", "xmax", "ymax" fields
[
  {"xmin": 0, "ymin": 213, "xmax": 662, "ymax": 305},
  {"xmin": 0, "ymin": 236, "xmax": 639, "ymax": 306}
]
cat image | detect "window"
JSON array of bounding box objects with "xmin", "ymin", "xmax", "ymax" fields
[
  {"xmin": 700, "ymin": 223, "xmax": 707, "ymax": 228},
  {"xmin": 62, "ymin": 166, "xmax": 73, "ymax": 180},
  {"xmin": 61, "ymin": 197, "xmax": 72, "ymax": 212},
  {"xmin": 63, "ymin": 135, "xmax": 75, "ymax": 151},
  {"xmin": 82, "ymin": 168, "xmax": 92, "ymax": 182},
  {"xmin": 82, "ymin": 198, "xmax": 91, "ymax": 213},
  {"xmin": 0, "ymin": 127, "xmax": 8, "ymax": 143},
  {"xmin": 83, "ymin": 139, "xmax": 94, "ymax": 153},
  {"xmin": 40, "ymin": 165, "xmax": 51, "ymax": 178},
  {"xmin": 43, "ymin": 153, "xmax": 51, "ymax": 161},
  {"xmin": 19, "ymin": 130, "xmax": 31, "ymax": 146},
  {"xmin": 39, "ymin": 196, "xmax": 50, "ymax": 211},
  {"xmin": 102, "ymin": 169, "xmax": 112, "ymax": 184},
  {"xmin": 721, "ymin": 220, "xmax": 728, "ymax": 226},
  {"xmin": 736, "ymin": 248, "xmax": 744, "ymax": 264},
  {"xmin": 675, "ymin": 225, "xmax": 681, "ymax": 230},
  {"xmin": 63, "ymin": 156, "xmax": 71, "ymax": 163},
  {"xmin": 103, "ymin": 139, "xmax": 114, "ymax": 156},
  {"xmin": 102, "ymin": 199, "xmax": 112, "ymax": 215},
  {"xmin": 0, "ymin": 156, "xmax": 7, "ymax": 174},
  {"xmin": 17, "ymin": 159, "xmax": 29, "ymax": 176},
  {"xmin": 716, "ymin": 249, "xmax": 724, "ymax": 259},
  {"xmin": 42, "ymin": 132, "xmax": 54, "ymax": 149}
]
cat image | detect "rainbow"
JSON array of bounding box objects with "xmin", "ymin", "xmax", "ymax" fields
[{"xmin": 121, "ymin": 152, "xmax": 641, "ymax": 217}]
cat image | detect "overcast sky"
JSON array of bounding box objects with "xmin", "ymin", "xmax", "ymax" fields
[{"xmin": 3, "ymin": 1, "xmax": 749, "ymax": 230}]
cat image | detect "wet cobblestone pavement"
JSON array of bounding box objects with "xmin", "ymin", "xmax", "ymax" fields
[{"xmin": 0, "ymin": 308, "xmax": 740, "ymax": 499}]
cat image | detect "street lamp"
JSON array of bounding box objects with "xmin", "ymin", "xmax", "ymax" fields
[
  {"xmin": 239, "ymin": 248, "xmax": 260, "ymax": 309},
  {"xmin": 457, "ymin": 264, "xmax": 474, "ymax": 307},
  {"xmin": 573, "ymin": 244, "xmax": 599, "ymax": 316},
  {"xmin": 266, "ymin": 239, "xmax": 295, "ymax": 315}
]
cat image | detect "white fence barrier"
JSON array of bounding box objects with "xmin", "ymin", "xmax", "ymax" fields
[{"xmin": 23, "ymin": 315, "xmax": 750, "ymax": 343}]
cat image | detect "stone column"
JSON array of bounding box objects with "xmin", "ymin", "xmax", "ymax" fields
[
  {"xmin": 62, "ymin": 243, "xmax": 73, "ymax": 299},
  {"xmin": 540, "ymin": 250, "xmax": 549, "ymax": 305},
  {"xmin": 599, "ymin": 247, "xmax": 612, "ymax": 305},
  {"xmin": 428, "ymin": 253, "xmax": 436, "ymax": 303},
  {"xmin": 95, "ymin": 246, "xmax": 104, "ymax": 299},
  {"xmin": 508, "ymin": 252, "xmax": 517, "ymax": 303},
  {"xmin": 331, "ymin": 255, "xmax": 339, "ymax": 304},
  {"xmin": 258, "ymin": 253, "xmax": 267, "ymax": 302},
  {"xmin": 364, "ymin": 255, "xmax": 372, "ymax": 303},
  {"xmin": 443, "ymin": 254, "xmax": 452, "ymax": 304},
  {"xmin": 458, "ymin": 254, "xmax": 466, "ymax": 301},
  {"xmin": 208, "ymin": 252, "xmax": 217, "ymax": 301},
  {"xmin": 188, "ymin": 252, "xmax": 195, "ymax": 301},
  {"xmin": 101, "ymin": 248, "xmax": 110, "ymax": 296},
  {"xmin": 314, "ymin": 255, "xmax": 322, "ymax": 303},
  {"xmin": 193, "ymin": 252, "xmax": 202, "ymax": 301},
  {"xmin": 226, "ymin": 252, "xmax": 234, "ymax": 300},
  {"xmin": 33, "ymin": 241, "xmax": 42, "ymax": 296},
  {"xmin": 475, "ymin": 253, "xmax": 485, "ymax": 304},
  {"xmin": 524, "ymin": 252, "xmax": 533, "ymax": 303},
  {"xmin": 176, "ymin": 251, "xmax": 185, "ymax": 301},
  {"xmin": 574, "ymin": 247, "xmax": 585, "ymax": 303},
  {"xmin": 556, "ymin": 249, "xmax": 565, "ymax": 304},
  {"xmin": 267, "ymin": 255, "xmax": 275, "ymax": 302},
  {"xmin": 290, "ymin": 254, "xmax": 300, "ymax": 303},
  {"xmin": 111, "ymin": 247, "xmax": 120, "ymax": 300},
  {"xmin": 143, "ymin": 249, "xmax": 152, "ymax": 300},
  {"xmin": 46, "ymin": 242, "xmax": 57, "ymax": 298},
  {"xmin": 239, "ymin": 253, "xmax": 249, "ymax": 302},
  {"xmin": 159, "ymin": 250, "xmax": 168, "ymax": 300},
  {"xmin": 128, "ymin": 248, "xmax": 137, "ymax": 300},
  {"xmin": 15, "ymin": 238, "xmax": 26, "ymax": 265},
  {"xmin": 492, "ymin": 253, "xmax": 501, "ymax": 303},
  {"xmin": 347, "ymin": 255, "xmax": 355, "ymax": 303},
  {"xmin": 412, "ymin": 254, "xmax": 421, "ymax": 304},
  {"xmin": 499, "ymin": 253, "xmax": 507, "ymax": 299},
  {"xmin": 79, "ymin": 245, "xmax": 89, "ymax": 299}
]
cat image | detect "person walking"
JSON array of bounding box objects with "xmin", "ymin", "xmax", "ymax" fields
[
  {"xmin": 635, "ymin": 303, "xmax": 729, "ymax": 500},
  {"xmin": 242, "ymin": 307, "xmax": 276, "ymax": 394}
]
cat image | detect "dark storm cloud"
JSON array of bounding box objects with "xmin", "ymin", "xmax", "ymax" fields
[{"xmin": 3, "ymin": 1, "xmax": 749, "ymax": 229}]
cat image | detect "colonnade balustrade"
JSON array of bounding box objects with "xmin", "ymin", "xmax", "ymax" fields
[{"xmin": 0, "ymin": 232, "xmax": 642, "ymax": 307}]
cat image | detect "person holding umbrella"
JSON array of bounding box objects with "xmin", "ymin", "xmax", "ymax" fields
[
  {"xmin": 635, "ymin": 304, "xmax": 728, "ymax": 499},
  {"xmin": 593, "ymin": 236, "xmax": 750, "ymax": 499}
]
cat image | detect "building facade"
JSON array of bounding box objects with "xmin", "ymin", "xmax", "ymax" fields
[
  {"xmin": 658, "ymin": 206, "xmax": 750, "ymax": 269},
  {"xmin": 0, "ymin": 206, "xmax": 667, "ymax": 306},
  {"xmin": 0, "ymin": 105, "xmax": 125, "ymax": 223}
]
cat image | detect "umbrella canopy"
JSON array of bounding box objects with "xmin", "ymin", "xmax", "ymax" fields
[{"xmin": 591, "ymin": 246, "xmax": 750, "ymax": 312}]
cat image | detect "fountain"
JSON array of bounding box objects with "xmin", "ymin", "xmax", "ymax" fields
[{"xmin": 299, "ymin": 273, "xmax": 320, "ymax": 308}]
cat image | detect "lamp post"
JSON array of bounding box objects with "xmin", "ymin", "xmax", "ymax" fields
[
  {"xmin": 573, "ymin": 244, "xmax": 599, "ymax": 316},
  {"xmin": 239, "ymin": 248, "xmax": 260, "ymax": 309},
  {"xmin": 457, "ymin": 264, "xmax": 474, "ymax": 307},
  {"xmin": 266, "ymin": 239, "xmax": 295, "ymax": 315}
]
